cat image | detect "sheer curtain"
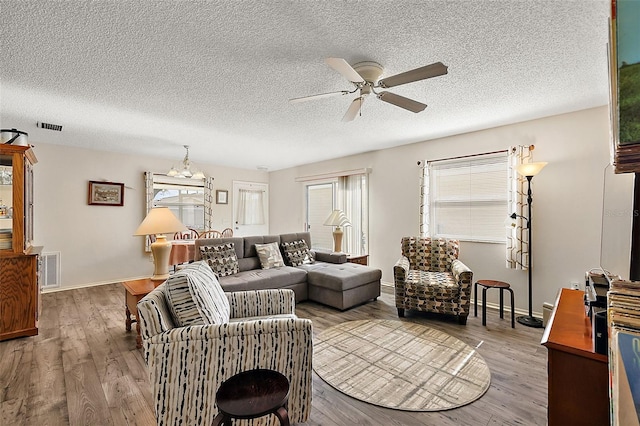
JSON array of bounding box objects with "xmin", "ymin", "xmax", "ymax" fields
[
  {"xmin": 506, "ymin": 145, "xmax": 533, "ymax": 269},
  {"xmin": 337, "ymin": 174, "xmax": 368, "ymax": 255},
  {"xmin": 236, "ymin": 188, "xmax": 265, "ymax": 225}
]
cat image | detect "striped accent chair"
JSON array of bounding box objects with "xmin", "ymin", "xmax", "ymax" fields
[
  {"xmin": 394, "ymin": 237, "xmax": 473, "ymax": 325},
  {"xmin": 137, "ymin": 262, "xmax": 313, "ymax": 425}
]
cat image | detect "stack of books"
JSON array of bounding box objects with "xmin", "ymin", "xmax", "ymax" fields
[{"xmin": 608, "ymin": 279, "xmax": 640, "ymax": 425}]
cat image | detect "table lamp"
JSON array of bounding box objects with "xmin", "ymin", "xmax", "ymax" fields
[
  {"xmin": 323, "ymin": 209, "xmax": 351, "ymax": 253},
  {"xmin": 134, "ymin": 207, "xmax": 187, "ymax": 280}
]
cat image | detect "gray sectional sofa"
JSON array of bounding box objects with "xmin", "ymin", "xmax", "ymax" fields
[{"xmin": 194, "ymin": 232, "xmax": 381, "ymax": 310}]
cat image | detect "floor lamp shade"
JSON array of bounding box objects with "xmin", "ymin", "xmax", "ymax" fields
[
  {"xmin": 324, "ymin": 209, "xmax": 351, "ymax": 253},
  {"xmin": 134, "ymin": 207, "xmax": 187, "ymax": 281}
]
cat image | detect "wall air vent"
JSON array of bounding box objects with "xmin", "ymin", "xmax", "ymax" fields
[{"xmin": 36, "ymin": 122, "xmax": 63, "ymax": 132}]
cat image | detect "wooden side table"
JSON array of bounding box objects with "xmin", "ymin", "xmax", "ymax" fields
[
  {"xmin": 213, "ymin": 369, "xmax": 290, "ymax": 426},
  {"xmin": 122, "ymin": 278, "xmax": 162, "ymax": 349},
  {"xmin": 346, "ymin": 254, "xmax": 368, "ymax": 266}
]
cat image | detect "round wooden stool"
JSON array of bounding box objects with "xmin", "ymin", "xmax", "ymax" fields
[
  {"xmin": 212, "ymin": 369, "xmax": 290, "ymax": 426},
  {"xmin": 474, "ymin": 280, "xmax": 515, "ymax": 328}
]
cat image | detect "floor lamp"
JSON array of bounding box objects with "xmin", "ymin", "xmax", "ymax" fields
[
  {"xmin": 134, "ymin": 207, "xmax": 187, "ymax": 281},
  {"xmin": 514, "ymin": 161, "xmax": 547, "ymax": 328}
]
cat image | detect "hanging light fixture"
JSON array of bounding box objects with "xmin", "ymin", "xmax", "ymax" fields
[{"xmin": 167, "ymin": 145, "xmax": 205, "ymax": 179}]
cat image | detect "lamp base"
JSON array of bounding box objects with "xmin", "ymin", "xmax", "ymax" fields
[
  {"xmin": 332, "ymin": 227, "xmax": 344, "ymax": 253},
  {"xmin": 516, "ymin": 315, "xmax": 544, "ymax": 328},
  {"xmin": 150, "ymin": 234, "xmax": 171, "ymax": 282}
]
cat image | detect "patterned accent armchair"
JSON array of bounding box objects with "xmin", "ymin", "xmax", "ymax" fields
[
  {"xmin": 137, "ymin": 277, "xmax": 313, "ymax": 425},
  {"xmin": 394, "ymin": 237, "xmax": 473, "ymax": 325}
]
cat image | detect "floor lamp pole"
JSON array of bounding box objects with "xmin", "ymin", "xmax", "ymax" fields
[{"xmin": 517, "ymin": 175, "xmax": 543, "ymax": 328}]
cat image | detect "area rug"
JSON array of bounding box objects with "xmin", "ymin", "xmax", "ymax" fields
[{"xmin": 313, "ymin": 319, "xmax": 491, "ymax": 411}]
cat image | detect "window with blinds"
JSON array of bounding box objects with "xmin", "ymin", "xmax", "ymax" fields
[{"xmin": 428, "ymin": 152, "xmax": 508, "ymax": 243}]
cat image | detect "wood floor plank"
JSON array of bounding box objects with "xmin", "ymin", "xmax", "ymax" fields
[
  {"xmin": 25, "ymin": 336, "xmax": 68, "ymax": 425},
  {"xmin": 0, "ymin": 282, "xmax": 549, "ymax": 425},
  {"xmin": 64, "ymin": 361, "xmax": 114, "ymax": 426}
]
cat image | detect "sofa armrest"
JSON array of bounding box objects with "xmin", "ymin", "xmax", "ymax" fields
[
  {"xmin": 225, "ymin": 289, "xmax": 296, "ymax": 318},
  {"xmin": 144, "ymin": 318, "xmax": 313, "ymax": 424},
  {"xmin": 313, "ymin": 249, "xmax": 347, "ymax": 264}
]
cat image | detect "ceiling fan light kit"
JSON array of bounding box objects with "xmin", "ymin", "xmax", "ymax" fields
[{"xmin": 290, "ymin": 57, "xmax": 448, "ymax": 121}]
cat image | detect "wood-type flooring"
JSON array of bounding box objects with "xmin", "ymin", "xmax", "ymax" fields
[{"xmin": 0, "ymin": 283, "xmax": 547, "ymax": 425}]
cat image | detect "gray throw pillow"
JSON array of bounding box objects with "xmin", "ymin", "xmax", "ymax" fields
[
  {"xmin": 200, "ymin": 243, "xmax": 239, "ymax": 277},
  {"xmin": 255, "ymin": 241, "xmax": 285, "ymax": 269},
  {"xmin": 164, "ymin": 261, "xmax": 230, "ymax": 327},
  {"xmin": 282, "ymin": 239, "xmax": 315, "ymax": 266}
]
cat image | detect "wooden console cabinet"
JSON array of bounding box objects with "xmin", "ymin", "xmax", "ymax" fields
[
  {"xmin": 0, "ymin": 144, "xmax": 41, "ymax": 341},
  {"xmin": 541, "ymin": 288, "xmax": 609, "ymax": 426}
]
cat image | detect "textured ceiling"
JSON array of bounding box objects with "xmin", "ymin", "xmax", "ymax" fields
[{"xmin": 0, "ymin": 1, "xmax": 610, "ymax": 171}]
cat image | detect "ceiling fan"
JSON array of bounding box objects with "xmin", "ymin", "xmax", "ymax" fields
[{"xmin": 290, "ymin": 57, "xmax": 448, "ymax": 121}]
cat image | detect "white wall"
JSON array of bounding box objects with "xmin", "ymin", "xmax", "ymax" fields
[
  {"xmin": 271, "ymin": 106, "xmax": 631, "ymax": 315},
  {"xmin": 33, "ymin": 143, "xmax": 267, "ymax": 289}
]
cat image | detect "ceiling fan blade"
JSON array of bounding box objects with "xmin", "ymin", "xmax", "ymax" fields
[
  {"xmin": 289, "ymin": 90, "xmax": 350, "ymax": 104},
  {"xmin": 377, "ymin": 92, "xmax": 427, "ymax": 113},
  {"xmin": 326, "ymin": 57, "xmax": 365, "ymax": 83},
  {"xmin": 378, "ymin": 62, "xmax": 448, "ymax": 88},
  {"xmin": 342, "ymin": 97, "xmax": 364, "ymax": 122}
]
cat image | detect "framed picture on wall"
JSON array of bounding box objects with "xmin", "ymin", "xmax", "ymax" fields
[
  {"xmin": 88, "ymin": 181, "xmax": 124, "ymax": 206},
  {"xmin": 216, "ymin": 189, "xmax": 228, "ymax": 204}
]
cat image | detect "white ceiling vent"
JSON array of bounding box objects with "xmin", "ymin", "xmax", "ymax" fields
[{"xmin": 36, "ymin": 121, "xmax": 63, "ymax": 132}]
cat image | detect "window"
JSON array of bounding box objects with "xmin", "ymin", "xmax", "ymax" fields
[
  {"xmin": 144, "ymin": 172, "xmax": 213, "ymax": 251},
  {"xmin": 302, "ymin": 171, "xmax": 369, "ymax": 255},
  {"xmin": 424, "ymin": 152, "xmax": 508, "ymax": 243},
  {"xmin": 153, "ymin": 185, "xmax": 205, "ymax": 229}
]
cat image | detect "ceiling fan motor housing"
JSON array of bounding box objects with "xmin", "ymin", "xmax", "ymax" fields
[{"xmin": 353, "ymin": 61, "xmax": 384, "ymax": 84}]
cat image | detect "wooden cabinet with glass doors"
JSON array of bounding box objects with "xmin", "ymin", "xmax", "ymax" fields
[{"xmin": 0, "ymin": 144, "xmax": 42, "ymax": 341}]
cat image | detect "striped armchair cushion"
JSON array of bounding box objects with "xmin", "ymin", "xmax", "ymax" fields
[{"xmin": 165, "ymin": 261, "xmax": 230, "ymax": 326}]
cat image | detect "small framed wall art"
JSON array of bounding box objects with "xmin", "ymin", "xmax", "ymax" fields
[
  {"xmin": 88, "ymin": 181, "xmax": 125, "ymax": 206},
  {"xmin": 216, "ymin": 189, "xmax": 228, "ymax": 204}
]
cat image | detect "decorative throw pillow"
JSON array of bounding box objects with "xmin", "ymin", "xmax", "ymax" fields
[
  {"xmin": 200, "ymin": 243, "xmax": 239, "ymax": 277},
  {"xmin": 255, "ymin": 241, "xmax": 285, "ymax": 269},
  {"xmin": 164, "ymin": 261, "xmax": 230, "ymax": 327},
  {"xmin": 282, "ymin": 239, "xmax": 315, "ymax": 266}
]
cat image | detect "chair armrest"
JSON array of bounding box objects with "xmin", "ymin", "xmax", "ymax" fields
[
  {"xmin": 393, "ymin": 256, "xmax": 410, "ymax": 283},
  {"xmin": 146, "ymin": 317, "xmax": 311, "ymax": 345},
  {"xmin": 313, "ymin": 249, "xmax": 347, "ymax": 264},
  {"xmin": 451, "ymin": 260, "xmax": 473, "ymax": 316},
  {"xmin": 226, "ymin": 289, "xmax": 296, "ymax": 318},
  {"xmin": 451, "ymin": 259, "xmax": 473, "ymax": 285}
]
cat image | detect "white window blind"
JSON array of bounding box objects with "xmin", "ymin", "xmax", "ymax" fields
[{"xmin": 428, "ymin": 153, "xmax": 508, "ymax": 243}]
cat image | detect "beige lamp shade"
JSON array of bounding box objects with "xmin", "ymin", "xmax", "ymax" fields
[
  {"xmin": 324, "ymin": 210, "xmax": 351, "ymax": 253},
  {"xmin": 134, "ymin": 207, "xmax": 187, "ymax": 281},
  {"xmin": 323, "ymin": 210, "xmax": 351, "ymax": 227},
  {"xmin": 515, "ymin": 162, "xmax": 547, "ymax": 177},
  {"xmin": 134, "ymin": 207, "xmax": 187, "ymax": 236}
]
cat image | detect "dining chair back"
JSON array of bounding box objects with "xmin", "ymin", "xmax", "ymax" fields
[
  {"xmin": 199, "ymin": 230, "xmax": 223, "ymax": 239},
  {"xmin": 174, "ymin": 228, "xmax": 200, "ymax": 240}
]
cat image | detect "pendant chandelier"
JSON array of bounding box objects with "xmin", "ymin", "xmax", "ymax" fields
[{"xmin": 167, "ymin": 145, "xmax": 205, "ymax": 179}]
